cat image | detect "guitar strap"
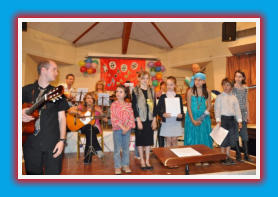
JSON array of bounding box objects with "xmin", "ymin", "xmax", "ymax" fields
[{"xmin": 33, "ymin": 84, "xmax": 47, "ymax": 136}]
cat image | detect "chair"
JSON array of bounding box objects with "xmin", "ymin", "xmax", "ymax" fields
[{"xmin": 76, "ymin": 131, "xmax": 104, "ymax": 159}]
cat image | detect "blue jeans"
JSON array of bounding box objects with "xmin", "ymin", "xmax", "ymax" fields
[{"xmin": 113, "ymin": 130, "xmax": 131, "ymax": 168}]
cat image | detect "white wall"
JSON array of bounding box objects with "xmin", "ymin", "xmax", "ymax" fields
[{"xmin": 22, "ymin": 26, "xmax": 256, "ymax": 93}]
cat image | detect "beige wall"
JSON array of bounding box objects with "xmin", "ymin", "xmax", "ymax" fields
[{"xmin": 22, "ymin": 26, "xmax": 256, "ymax": 93}]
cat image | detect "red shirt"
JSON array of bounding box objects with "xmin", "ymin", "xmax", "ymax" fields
[{"xmin": 110, "ymin": 100, "xmax": 135, "ymax": 131}]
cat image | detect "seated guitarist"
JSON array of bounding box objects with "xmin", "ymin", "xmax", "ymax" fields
[
  {"xmin": 68, "ymin": 92, "xmax": 106, "ymax": 164},
  {"xmin": 22, "ymin": 60, "xmax": 69, "ymax": 175}
]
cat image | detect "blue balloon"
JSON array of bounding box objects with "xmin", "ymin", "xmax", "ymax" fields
[
  {"xmin": 85, "ymin": 58, "xmax": 93, "ymax": 63},
  {"xmin": 155, "ymin": 67, "xmax": 161, "ymax": 72}
]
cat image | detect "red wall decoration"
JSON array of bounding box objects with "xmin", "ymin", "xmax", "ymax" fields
[{"xmin": 100, "ymin": 58, "xmax": 145, "ymax": 91}]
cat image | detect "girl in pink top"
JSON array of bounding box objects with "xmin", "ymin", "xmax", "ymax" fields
[{"xmin": 110, "ymin": 85, "xmax": 135, "ymax": 175}]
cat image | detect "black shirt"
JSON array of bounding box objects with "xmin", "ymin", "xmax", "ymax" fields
[
  {"xmin": 22, "ymin": 81, "xmax": 69, "ymax": 151},
  {"xmin": 157, "ymin": 94, "xmax": 185, "ymax": 122}
]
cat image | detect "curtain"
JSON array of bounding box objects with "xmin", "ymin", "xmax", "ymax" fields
[{"xmin": 226, "ymin": 54, "xmax": 256, "ymax": 124}]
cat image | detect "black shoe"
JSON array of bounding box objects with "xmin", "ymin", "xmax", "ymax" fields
[
  {"xmin": 140, "ymin": 165, "xmax": 146, "ymax": 170},
  {"xmin": 222, "ymin": 158, "xmax": 236, "ymax": 166},
  {"xmin": 244, "ymin": 155, "xmax": 253, "ymax": 162},
  {"xmin": 146, "ymin": 165, "xmax": 153, "ymax": 170},
  {"xmin": 236, "ymin": 155, "xmax": 243, "ymax": 162}
]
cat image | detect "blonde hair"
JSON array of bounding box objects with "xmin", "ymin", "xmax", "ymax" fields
[
  {"xmin": 95, "ymin": 80, "xmax": 105, "ymax": 92},
  {"xmin": 138, "ymin": 71, "xmax": 150, "ymax": 79}
]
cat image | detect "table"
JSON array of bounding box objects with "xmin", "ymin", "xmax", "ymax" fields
[{"xmin": 153, "ymin": 144, "xmax": 226, "ymax": 175}]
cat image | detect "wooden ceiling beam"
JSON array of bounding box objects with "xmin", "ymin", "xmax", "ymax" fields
[
  {"xmin": 151, "ymin": 22, "xmax": 173, "ymax": 48},
  {"xmin": 122, "ymin": 22, "xmax": 133, "ymax": 54},
  {"xmin": 72, "ymin": 22, "xmax": 99, "ymax": 44}
]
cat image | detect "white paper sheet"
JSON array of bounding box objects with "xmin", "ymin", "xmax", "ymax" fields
[
  {"xmin": 98, "ymin": 93, "xmax": 110, "ymax": 106},
  {"xmin": 170, "ymin": 147, "xmax": 202, "ymax": 157},
  {"xmin": 75, "ymin": 88, "xmax": 89, "ymax": 101},
  {"xmin": 210, "ymin": 124, "xmax": 229, "ymax": 145},
  {"xmin": 165, "ymin": 97, "xmax": 181, "ymax": 117}
]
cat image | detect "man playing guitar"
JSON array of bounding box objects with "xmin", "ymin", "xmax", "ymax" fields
[{"xmin": 22, "ymin": 60, "xmax": 69, "ymax": 175}]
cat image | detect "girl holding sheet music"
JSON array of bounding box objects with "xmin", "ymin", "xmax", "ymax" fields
[
  {"xmin": 184, "ymin": 73, "xmax": 213, "ymax": 150},
  {"xmin": 157, "ymin": 76, "xmax": 184, "ymax": 147}
]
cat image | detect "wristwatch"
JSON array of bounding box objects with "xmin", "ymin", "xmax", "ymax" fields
[{"xmin": 59, "ymin": 138, "xmax": 66, "ymax": 143}]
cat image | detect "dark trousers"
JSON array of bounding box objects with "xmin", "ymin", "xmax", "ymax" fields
[
  {"xmin": 157, "ymin": 122, "xmax": 165, "ymax": 147},
  {"xmin": 81, "ymin": 125, "xmax": 102, "ymax": 155},
  {"xmin": 23, "ymin": 144, "xmax": 62, "ymax": 175}
]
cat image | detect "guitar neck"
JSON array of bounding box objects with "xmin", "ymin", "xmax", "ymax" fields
[{"xmin": 26, "ymin": 95, "xmax": 46, "ymax": 115}]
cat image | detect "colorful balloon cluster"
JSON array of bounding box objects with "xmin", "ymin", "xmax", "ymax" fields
[
  {"xmin": 148, "ymin": 61, "xmax": 165, "ymax": 92},
  {"xmin": 79, "ymin": 57, "xmax": 99, "ymax": 74}
]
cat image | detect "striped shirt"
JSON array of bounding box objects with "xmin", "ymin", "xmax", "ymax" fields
[
  {"xmin": 232, "ymin": 87, "xmax": 248, "ymax": 121},
  {"xmin": 110, "ymin": 100, "xmax": 135, "ymax": 131}
]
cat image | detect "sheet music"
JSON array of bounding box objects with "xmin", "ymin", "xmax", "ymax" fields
[
  {"xmin": 75, "ymin": 88, "xmax": 88, "ymax": 101},
  {"xmin": 170, "ymin": 147, "xmax": 202, "ymax": 157},
  {"xmin": 165, "ymin": 97, "xmax": 181, "ymax": 117},
  {"xmin": 98, "ymin": 93, "xmax": 110, "ymax": 106},
  {"xmin": 210, "ymin": 124, "xmax": 229, "ymax": 145}
]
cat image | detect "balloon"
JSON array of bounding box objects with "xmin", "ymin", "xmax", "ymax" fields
[
  {"xmin": 151, "ymin": 76, "xmax": 156, "ymax": 81},
  {"xmin": 152, "ymin": 80, "xmax": 158, "ymax": 87},
  {"xmin": 92, "ymin": 68, "xmax": 96, "ymax": 73},
  {"xmin": 85, "ymin": 58, "xmax": 93, "ymax": 63},
  {"xmin": 155, "ymin": 66, "xmax": 161, "ymax": 72},
  {"xmin": 160, "ymin": 65, "xmax": 165, "ymax": 72},
  {"xmin": 80, "ymin": 66, "xmax": 87, "ymax": 73},
  {"xmin": 92, "ymin": 62, "xmax": 98, "ymax": 69},
  {"xmin": 92, "ymin": 59, "xmax": 99, "ymax": 64},
  {"xmin": 150, "ymin": 67, "xmax": 156, "ymax": 72},
  {"xmin": 87, "ymin": 68, "xmax": 93, "ymax": 74},
  {"xmin": 150, "ymin": 71, "xmax": 156, "ymax": 77},
  {"xmin": 79, "ymin": 60, "xmax": 85, "ymax": 67},
  {"xmin": 85, "ymin": 63, "xmax": 92, "ymax": 68},
  {"xmin": 147, "ymin": 62, "xmax": 155, "ymax": 68},
  {"xmin": 184, "ymin": 76, "xmax": 191, "ymax": 87},
  {"xmin": 155, "ymin": 61, "xmax": 161, "ymax": 67},
  {"xmin": 155, "ymin": 86, "xmax": 160, "ymax": 92},
  {"xmin": 156, "ymin": 72, "xmax": 163, "ymax": 80}
]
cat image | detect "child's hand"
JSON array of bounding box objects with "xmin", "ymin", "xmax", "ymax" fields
[
  {"xmin": 122, "ymin": 127, "xmax": 129, "ymax": 134},
  {"xmin": 137, "ymin": 119, "xmax": 143, "ymax": 130},
  {"xmin": 238, "ymin": 122, "xmax": 242, "ymax": 130},
  {"xmin": 151, "ymin": 119, "xmax": 157, "ymax": 130},
  {"xmin": 177, "ymin": 113, "xmax": 183, "ymax": 119},
  {"xmin": 163, "ymin": 113, "xmax": 171, "ymax": 118},
  {"xmin": 192, "ymin": 120, "xmax": 201, "ymax": 126}
]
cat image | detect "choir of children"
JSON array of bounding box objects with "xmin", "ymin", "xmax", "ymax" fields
[{"xmin": 67, "ymin": 70, "xmax": 253, "ymax": 173}]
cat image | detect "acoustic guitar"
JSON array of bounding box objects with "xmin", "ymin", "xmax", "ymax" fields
[
  {"xmin": 22, "ymin": 85, "xmax": 64, "ymax": 135},
  {"xmin": 66, "ymin": 111, "xmax": 106, "ymax": 131}
]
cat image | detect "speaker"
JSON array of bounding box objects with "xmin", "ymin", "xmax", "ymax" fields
[
  {"xmin": 222, "ymin": 22, "xmax": 236, "ymax": 42},
  {"xmin": 22, "ymin": 22, "xmax": 27, "ymax": 32}
]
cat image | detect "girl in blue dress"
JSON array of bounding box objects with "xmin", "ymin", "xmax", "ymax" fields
[{"xmin": 184, "ymin": 73, "xmax": 212, "ymax": 149}]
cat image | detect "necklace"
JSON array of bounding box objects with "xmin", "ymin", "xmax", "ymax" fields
[{"xmin": 196, "ymin": 96, "xmax": 202, "ymax": 110}]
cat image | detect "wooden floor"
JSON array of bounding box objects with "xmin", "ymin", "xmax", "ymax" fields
[{"xmin": 22, "ymin": 149, "xmax": 256, "ymax": 175}]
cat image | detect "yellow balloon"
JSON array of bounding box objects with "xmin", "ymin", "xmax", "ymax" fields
[{"xmin": 79, "ymin": 60, "xmax": 85, "ymax": 67}]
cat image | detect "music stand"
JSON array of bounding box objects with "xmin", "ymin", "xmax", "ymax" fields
[{"xmin": 83, "ymin": 124, "xmax": 97, "ymax": 163}]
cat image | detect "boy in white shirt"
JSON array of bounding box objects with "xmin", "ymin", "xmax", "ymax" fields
[{"xmin": 214, "ymin": 78, "xmax": 242, "ymax": 165}]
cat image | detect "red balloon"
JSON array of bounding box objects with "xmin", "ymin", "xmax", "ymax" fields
[
  {"xmin": 155, "ymin": 61, "xmax": 161, "ymax": 67},
  {"xmin": 92, "ymin": 68, "xmax": 96, "ymax": 73},
  {"xmin": 80, "ymin": 66, "xmax": 87, "ymax": 73}
]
